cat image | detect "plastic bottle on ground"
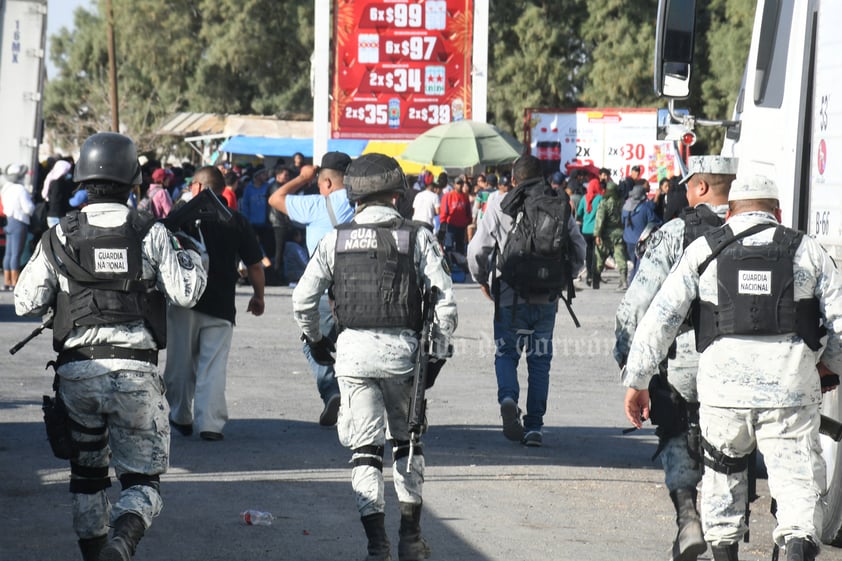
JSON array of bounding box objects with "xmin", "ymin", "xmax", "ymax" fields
[{"xmin": 241, "ymin": 510, "xmax": 274, "ymax": 526}]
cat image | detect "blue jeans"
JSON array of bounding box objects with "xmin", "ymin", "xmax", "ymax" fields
[
  {"xmin": 302, "ymin": 294, "xmax": 339, "ymax": 403},
  {"xmin": 3, "ymin": 217, "xmax": 27, "ymax": 272},
  {"xmin": 493, "ymin": 302, "xmax": 557, "ymax": 432}
]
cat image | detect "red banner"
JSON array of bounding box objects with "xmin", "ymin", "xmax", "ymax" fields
[{"xmin": 332, "ymin": 0, "xmax": 474, "ymax": 140}]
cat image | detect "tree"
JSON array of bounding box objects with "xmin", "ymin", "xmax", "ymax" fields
[
  {"xmin": 487, "ymin": 1, "xmax": 589, "ymax": 136},
  {"xmin": 192, "ymin": 0, "xmax": 314, "ymax": 116},
  {"xmin": 579, "ymin": 0, "xmax": 660, "ymax": 108},
  {"xmin": 42, "ymin": 0, "xmax": 753, "ymax": 158},
  {"xmin": 44, "ymin": 0, "xmax": 315, "ymax": 153},
  {"xmin": 691, "ymin": 0, "xmax": 754, "ymax": 153}
]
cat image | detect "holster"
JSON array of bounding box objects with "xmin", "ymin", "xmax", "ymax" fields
[
  {"xmin": 42, "ymin": 376, "xmax": 78, "ymax": 460},
  {"xmin": 648, "ymin": 365, "xmax": 689, "ymax": 459}
]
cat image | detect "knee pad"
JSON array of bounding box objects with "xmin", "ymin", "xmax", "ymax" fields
[
  {"xmin": 69, "ymin": 463, "xmax": 111, "ymax": 494},
  {"xmin": 391, "ymin": 439, "xmax": 423, "ymax": 462},
  {"xmin": 352, "ymin": 445, "xmax": 384, "ymax": 471},
  {"xmin": 119, "ymin": 473, "xmax": 161, "ymax": 493}
]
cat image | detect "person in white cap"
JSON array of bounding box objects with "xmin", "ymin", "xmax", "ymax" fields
[
  {"xmin": 614, "ymin": 155, "xmax": 737, "ymax": 561},
  {"xmin": 622, "ymin": 174, "xmax": 842, "ymax": 561}
]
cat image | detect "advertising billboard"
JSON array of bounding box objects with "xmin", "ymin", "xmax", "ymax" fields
[
  {"xmin": 525, "ymin": 108, "xmax": 682, "ymax": 188},
  {"xmin": 332, "ymin": 0, "xmax": 474, "ymax": 140}
]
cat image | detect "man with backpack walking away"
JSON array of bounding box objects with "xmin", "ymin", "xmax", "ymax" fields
[{"xmin": 467, "ymin": 155, "xmax": 586, "ymax": 446}]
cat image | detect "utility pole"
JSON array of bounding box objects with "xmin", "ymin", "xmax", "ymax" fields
[{"xmin": 106, "ymin": 0, "xmax": 119, "ymax": 132}]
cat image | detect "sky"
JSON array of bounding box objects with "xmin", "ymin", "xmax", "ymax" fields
[{"xmin": 46, "ymin": 0, "xmax": 92, "ymax": 78}]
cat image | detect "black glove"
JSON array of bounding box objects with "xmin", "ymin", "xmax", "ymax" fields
[
  {"xmin": 425, "ymin": 359, "xmax": 446, "ymax": 389},
  {"xmin": 302, "ymin": 334, "xmax": 335, "ymax": 365}
]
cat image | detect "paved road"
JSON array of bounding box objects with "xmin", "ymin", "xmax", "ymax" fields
[{"xmin": 1, "ymin": 272, "xmax": 840, "ymax": 561}]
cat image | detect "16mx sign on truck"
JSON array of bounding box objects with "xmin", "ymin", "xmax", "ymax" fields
[
  {"xmin": 524, "ymin": 107, "xmax": 682, "ymax": 188},
  {"xmin": 0, "ymin": 0, "xmax": 47, "ymax": 187}
]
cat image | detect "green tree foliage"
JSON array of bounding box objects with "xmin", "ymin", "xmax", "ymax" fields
[
  {"xmin": 579, "ymin": 0, "xmax": 660, "ymax": 108},
  {"xmin": 487, "ymin": 1, "xmax": 589, "ymax": 135},
  {"xmin": 193, "ymin": 0, "xmax": 313, "ymax": 115},
  {"xmin": 691, "ymin": 0, "xmax": 755, "ymax": 152},
  {"xmin": 45, "ymin": 0, "xmax": 313, "ymax": 152},
  {"xmin": 44, "ymin": 0, "xmax": 753, "ymax": 156}
]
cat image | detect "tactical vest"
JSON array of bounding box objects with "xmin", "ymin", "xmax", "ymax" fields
[
  {"xmin": 332, "ymin": 218, "xmax": 423, "ymax": 331},
  {"xmin": 44, "ymin": 210, "xmax": 167, "ymax": 351},
  {"xmin": 680, "ymin": 204, "xmax": 724, "ymax": 249},
  {"xmin": 693, "ymin": 224, "xmax": 823, "ymax": 352}
]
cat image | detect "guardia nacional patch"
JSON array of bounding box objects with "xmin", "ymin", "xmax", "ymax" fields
[
  {"xmin": 434, "ymin": 243, "xmax": 451, "ymax": 274},
  {"xmin": 177, "ymin": 251, "xmax": 194, "ymax": 270}
]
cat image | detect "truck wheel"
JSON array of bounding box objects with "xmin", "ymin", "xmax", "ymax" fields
[{"xmin": 821, "ymin": 387, "xmax": 842, "ymax": 545}]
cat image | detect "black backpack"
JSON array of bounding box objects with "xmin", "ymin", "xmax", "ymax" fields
[{"xmin": 497, "ymin": 180, "xmax": 579, "ymax": 326}]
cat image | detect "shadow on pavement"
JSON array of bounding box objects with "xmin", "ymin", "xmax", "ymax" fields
[{"xmin": 1, "ymin": 414, "xmax": 658, "ymax": 560}]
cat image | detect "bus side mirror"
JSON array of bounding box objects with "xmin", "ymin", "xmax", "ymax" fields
[{"xmin": 654, "ymin": 0, "xmax": 697, "ymax": 99}]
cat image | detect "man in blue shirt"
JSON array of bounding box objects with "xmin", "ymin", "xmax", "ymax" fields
[{"xmin": 268, "ymin": 151, "xmax": 353, "ymax": 425}]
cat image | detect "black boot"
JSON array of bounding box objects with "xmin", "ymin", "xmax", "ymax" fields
[
  {"xmin": 786, "ymin": 537, "xmax": 818, "ymax": 561},
  {"xmin": 361, "ymin": 513, "xmax": 391, "ymax": 561},
  {"xmin": 710, "ymin": 542, "xmax": 739, "ymax": 561},
  {"xmin": 78, "ymin": 535, "xmax": 107, "ymax": 561},
  {"xmin": 99, "ymin": 513, "xmax": 146, "ymax": 561},
  {"xmin": 398, "ymin": 502, "xmax": 431, "ymax": 561},
  {"xmin": 669, "ymin": 488, "xmax": 706, "ymax": 561}
]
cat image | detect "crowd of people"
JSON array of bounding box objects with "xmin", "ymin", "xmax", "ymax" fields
[{"xmin": 6, "ymin": 133, "xmax": 841, "ymax": 561}]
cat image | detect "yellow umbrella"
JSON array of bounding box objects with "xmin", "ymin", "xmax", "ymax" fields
[{"xmin": 363, "ymin": 141, "xmax": 443, "ymax": 177}]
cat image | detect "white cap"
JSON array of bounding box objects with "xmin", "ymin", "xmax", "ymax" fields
[
  {"xmin": 679, "ymin": 156, "xmax": 739, "ymax": 184},
  {"xmin": 728, "ymin": 175, "xmax": 780, "ymax": 201}
]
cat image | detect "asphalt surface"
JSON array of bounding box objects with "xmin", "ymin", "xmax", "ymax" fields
[{"xmin": 2, "ymin": 271, "xmax": 842, "ymax": 561}]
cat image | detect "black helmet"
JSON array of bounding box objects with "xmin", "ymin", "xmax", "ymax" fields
[
  {"xmin": 344, "ymin": 153, "xmax": 407, "ymax": 202},
  {"xmin": 74, "ymin": 132, "xmax": 142, "ymax": 185}
]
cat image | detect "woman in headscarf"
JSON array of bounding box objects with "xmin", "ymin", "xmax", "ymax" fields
[
  {"xmin": 45, "ymin": 159, "xmax": 75, "ymax": 228},
  {"xmin": 621, "ymin": 182, "xmax": 661, "ymax": 282},
  {"xmin": 575, "ymin": 173, "xmax": 603, "ymax": 286}
]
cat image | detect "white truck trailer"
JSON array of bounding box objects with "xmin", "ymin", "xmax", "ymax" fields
[
  {"xmin": 0, "ymin": 0, "xmax": 47, "ymax": 188},
  {"xmin": 655, "ymin": 0, "xmax": 842, "ymax": 545}
]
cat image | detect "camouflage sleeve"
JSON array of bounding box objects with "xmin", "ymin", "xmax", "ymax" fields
[
  {"xmin": 417, "ymin": 227, "xmax": 457, "ymax": 356},
  {"xmin": 810, "ymin": 238, "xmax": 842, "ymax": 373},
  {"xmin": 292, "ymin": 231, "xmax": 336, "ymax": 341},
  {"xmin": 144, "ymin": 222, "xmax": 207, "ymax": 308},
  {"xmin": 613, "ymin": 220, "xmax": 684, "ymax": 366},
  {"xmin": 623, "ymin": 238, "xmax": 704, "ymax": 389},
  {"xmin": 13, "ymin": 237, "xmax": 59, "ymax": 317},
  {"xmin": 594, "ymin": 201, "xmax": 605, "ymax": 237}
]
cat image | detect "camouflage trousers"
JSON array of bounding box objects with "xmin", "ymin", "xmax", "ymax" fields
[
  {"xmin": 59, "ymin": 369, "xmax": 169, "ymax": 539},
  {"xmin": 661, "ymin": 333, "xmax": 702, "ymax": 491},
  {"xmin": 699, "ymin": 403, "xmax": 824, "ymax": 547},
  {"xmin": 595, "ymin": 229, "xmax": 628, "ymax": 277},
  {"xmin": 337, "ymin": 375, "xmax": 424, "ymax": 517}
]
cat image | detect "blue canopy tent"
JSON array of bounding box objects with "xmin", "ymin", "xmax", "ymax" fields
[{"xmin": 219, "ymin": 135, "xmax": 368, "ymax": 158}]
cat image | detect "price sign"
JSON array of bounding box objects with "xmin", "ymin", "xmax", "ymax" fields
[{"xmin": 332, "ymin": 0, "xmax": 474, "ymax": 140}]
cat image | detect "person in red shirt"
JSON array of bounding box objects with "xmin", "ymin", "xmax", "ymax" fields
[
  {"xmin": 439, "ymin": 177, "xmax": 473, "ymax": 255},
  {"xmin": 222, "ymin": 171, "xmax": 239, "ymax": 211}
]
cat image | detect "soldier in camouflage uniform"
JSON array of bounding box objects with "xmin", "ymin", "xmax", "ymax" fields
[
  {"xmin": 594, "ymin": 180, "xmax": 629, "ymax": 290},
  {"xmin": 14, "ymin": 133, "xmax": 208, "ymax": 561},
  {"xmin": 292, "ymin": 154, "xmax": 457, "ymax": 561},
  {"xmin": 623, "ymin": 175, "xmax": 842, "ymax": 561},
  {"xmin": 614, "ymin": 156, "xmax": 737, "ymax": 561}
]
